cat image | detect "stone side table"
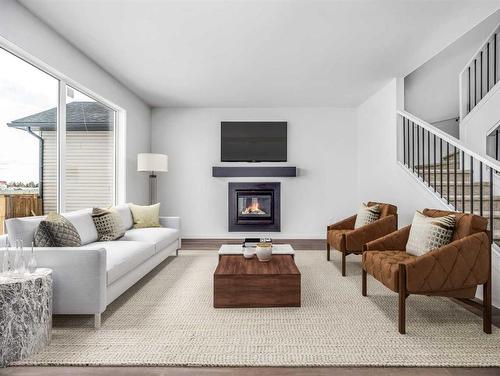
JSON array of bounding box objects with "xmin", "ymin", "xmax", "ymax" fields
[{"xmin": 0, "ymin": 268, "xmax": 53, "ymax": 367}]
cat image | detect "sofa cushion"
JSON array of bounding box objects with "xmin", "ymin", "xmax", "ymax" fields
[
  {"xmin": 5, "ymin": 216, "xmax": 44, "ymax": 245},
  {"xmin": 122, "ymin": 227, "xmax": 180, "ymax": 253},
  {"xmin": 92, "ymin": 208, "xmax": 125, "ymax": 241},
  {"xmin": 113, "ymin": 204, "xmax": 134, "ymax": 230},
  {"xmin": 6, "ymin": 209, "xmax": 98, "ymax": 246},
  {"xmin": 362, "ymin": 250, "xmax": 416, "ymax": 292},
  {"xmin": 63, "ymin": 209, "xmax": 98, "ymax": 245},
  {"xmin": 34, "ymin": 212, "xmax": 82, "ymax": 247},
  {"xmin": 95, "ymin": 240, "xmax": 155, "ymax": 284},
  {"xmin": 129, "ymin": 203, "xmax": 161, "ymax": 229}
]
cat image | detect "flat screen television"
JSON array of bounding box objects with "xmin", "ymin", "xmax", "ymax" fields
[{"xmin": 221, "ymin": 121, "xmax": 287, "ymax": 162}]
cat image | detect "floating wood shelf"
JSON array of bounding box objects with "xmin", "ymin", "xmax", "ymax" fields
[{"xmin": 212, "ymin": 166, "xmax": 297, "ymax": 177}]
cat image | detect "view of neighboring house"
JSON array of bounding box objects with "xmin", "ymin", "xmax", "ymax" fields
[{"xmin": 6, "ymin": 101, "xmax": 115, "ymax": 213}]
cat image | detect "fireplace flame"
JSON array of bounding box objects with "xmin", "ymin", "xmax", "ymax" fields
[{"xmin": 242, "ymin": 199, "xmax": 266, "ymax": 215}]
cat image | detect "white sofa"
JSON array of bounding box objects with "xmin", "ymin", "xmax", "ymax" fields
[{"xmin": 0, "ymin": 204, "xmax": 181, "ymax": 328}]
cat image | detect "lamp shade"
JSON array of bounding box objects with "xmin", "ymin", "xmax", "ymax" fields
[{"xmin": 137, "ymin": 153, "xmax": 168, "ymax": 172}]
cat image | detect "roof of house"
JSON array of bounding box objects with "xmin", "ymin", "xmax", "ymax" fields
[{"xmin": 7, "ymin": 101, "xmax": 114, "ymax": 131}]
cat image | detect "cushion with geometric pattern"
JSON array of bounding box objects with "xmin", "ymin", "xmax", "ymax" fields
[
  {"xmin": 354, "ymin": 203, "xmax": 381, "ymax": 229},
  {"xmin": 406, "ymin": 211, "xmax": 455, "ymax": 256},
  {"xmin": 34, "ymin": 212, "xmax": 82, "ymax": 247},
  {"xmin": 92, "ymin": 207, "xmax": 125, "ymax": 241}
]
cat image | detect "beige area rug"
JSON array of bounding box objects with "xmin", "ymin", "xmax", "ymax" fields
[{"xmin": 14, "ymin": 250, "xmax": 500, "ymax": 367}]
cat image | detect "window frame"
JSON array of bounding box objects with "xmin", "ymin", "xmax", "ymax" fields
[{"xmin": 0, "ymin": 37, "xmax": 126, "ymax": 212}]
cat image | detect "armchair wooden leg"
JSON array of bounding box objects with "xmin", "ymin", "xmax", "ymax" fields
[
  {"xmin": 398, "ymin": 264, "xmax": 407, "ymax": 334},
  {"xmin": 483, "ymin": 280, "xmax": 492, "ymax": 334},
  {"xmin": 362, "ymin": 268, "xmax": 367, "ymax": 296},
  {"xmin": 326, "ymin": 242, "xmax": 330, "ymax": 261},
  {"xmin": 341, "ymin": 252, "xmax": 346, "ymax": 276}
]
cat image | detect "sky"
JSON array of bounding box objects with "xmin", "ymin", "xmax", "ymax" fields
[{"xmin": 0, "ymin": 47, "xmax": 94, "ymax": 183}]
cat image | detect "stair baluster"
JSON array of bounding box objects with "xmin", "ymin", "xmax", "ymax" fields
[
  {"xmin": 460, "ymin": 25, "xmax": 500, "ymax": 118},
  {"xmin": 398, "ymin": 110, "xmax": 500, "ymax": 246}
]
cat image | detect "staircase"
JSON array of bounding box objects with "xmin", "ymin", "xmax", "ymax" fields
[
  {"xmin": 398, "ymin": 110, "xmax": 500, "ymax": 245},
  {"xmin": 417, "ymin": 153, "xmax": 500, "ymax": 239}
]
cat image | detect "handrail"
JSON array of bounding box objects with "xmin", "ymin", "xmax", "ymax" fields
[{"xmin": 398, "ymin": 110, "xmax": 500, "ymax": 172}]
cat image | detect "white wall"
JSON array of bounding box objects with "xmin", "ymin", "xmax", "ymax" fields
[
  {"xmin": 404, "ymin": 10, "xmax": 500, "ymax": 128},
  {"xmin": 461, "ymin": 83, "xmax": 500, "ymax": 158},
  {"xmin": 152, "ymin": 107, "xmax": 357, "ymax": 238},
  {"xmin": 357, "ymin": 79, "xmax": 450, "ymax": 226},
  {"xmin": 0, "ymin": 0, "xmax": 151, "ymax": 205}
]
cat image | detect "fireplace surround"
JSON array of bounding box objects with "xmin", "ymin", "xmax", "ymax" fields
[{"xmin": 228, "ymin": 182, "xmax": 281, "ymax": 232}]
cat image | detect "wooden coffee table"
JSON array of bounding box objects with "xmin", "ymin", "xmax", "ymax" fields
[{"xmin": 213, "ymin": 253, "xmax": 301, "ymax": 308}]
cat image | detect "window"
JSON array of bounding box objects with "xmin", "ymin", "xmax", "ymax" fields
[
  {"xmin": 65, "ymin": 87, "xmax": 116, "ymax": 211},
  {"xmin": 0, "ymin": 46, "xmax": 119, "ymax": 233},
  {"xmin": 0, "ymin": 47, "xmax": 58, "ymax": 218}
]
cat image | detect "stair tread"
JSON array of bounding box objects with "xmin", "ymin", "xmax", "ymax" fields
[
  {"xmin": 415, "ymin": 169, "xmax": 471, "ymax": 173},
  {"xmin": 432, "ymin": 181, "xmax": 488, "ymax": 185},
  {"xmin": 442, "ymin": 194, "xmax": 500, "ymax": 199}
]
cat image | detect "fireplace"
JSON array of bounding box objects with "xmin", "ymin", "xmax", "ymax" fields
[{"xmin": 228, "ymin": 182, "xmax": 281, "ymax": 232}]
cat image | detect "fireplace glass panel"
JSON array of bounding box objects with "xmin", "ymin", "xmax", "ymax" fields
[{"xmin": 237, "ymin": 192, "xmax": 272, "ymax": 219}]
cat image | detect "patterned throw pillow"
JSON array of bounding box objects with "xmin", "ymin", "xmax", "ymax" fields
[
  {"xmin": 129, "ymin": 203, "xmax": 161, "ymax": 229},
  {"xmin": 34, "ymin": 212, "xmax": 82, "ymax": 247},
  {"xmin": 354, "ymin": 204, "xmax": 381, "ymax": 229},
  {"xmin": 92, "ymin": 208, "xmax": 125, "ymax": 241},
  {"xmin": 406, "ymin": 211, "xmax": 455, "ymax": 256}
]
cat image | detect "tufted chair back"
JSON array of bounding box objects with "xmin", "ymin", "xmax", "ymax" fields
[
  {"xmin": 422, "ymin": 208, "xmax": 488, "ymax": 241},
  {"xmin": 367, "ymin": 201, "xmax": 398, "ymax": 219}
]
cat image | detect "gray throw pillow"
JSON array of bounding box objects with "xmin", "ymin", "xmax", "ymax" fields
[
  {"xmin": 92, "ymin": 207, "xmax": 125, "ymax": 241},
  {"xmin": 34, "ymin": 212, "xmax": 82, "ymax": 247}
]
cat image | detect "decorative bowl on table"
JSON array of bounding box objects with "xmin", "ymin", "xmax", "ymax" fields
[
  {"xmin": 243, "ymin": 247, "xmax": 255, "ymax": 259},
  {"xmin": 256, "ymin": 242, "xmax": 272, "ymax": 262}
]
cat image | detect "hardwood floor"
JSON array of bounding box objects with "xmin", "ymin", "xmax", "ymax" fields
[
  {"xmin": 181, "ymin": 238, "xmax": 326, "ymax": 250},
  {"xmin": 1, "ymin": 367, "xmax": 500, "ymax": 376},
  {"xmin": 2, "ymin": 239, "xmax": 498, "ymax": 376}
]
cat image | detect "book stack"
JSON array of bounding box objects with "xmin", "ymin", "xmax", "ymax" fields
[{"xmin": 243, "ymin": 238, "xmax": 272, "ymax": 248}]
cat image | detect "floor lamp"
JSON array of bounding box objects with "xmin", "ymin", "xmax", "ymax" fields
[{"xmin": 137, "ymin": 153, "xmax": 168, "ymax": 205}]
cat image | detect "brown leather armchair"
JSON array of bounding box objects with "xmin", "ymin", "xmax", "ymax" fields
[
  {"xmin": 362, "ymin": 209, "xmax": 492, "ymax": 334},
  {"xmin": 326, "ymin": 202, "xmax": 398, "ymax": 276}
]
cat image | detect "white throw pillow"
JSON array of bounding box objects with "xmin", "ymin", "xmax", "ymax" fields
[
  {"xmin": 406, "ymin": 211, "xmax": 455, "ymax": 256},
  {"xmin": 354, "ymin": 204, "xmax": 381, "ymax": 229}
]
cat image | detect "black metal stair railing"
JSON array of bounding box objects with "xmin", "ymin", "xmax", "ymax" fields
[
  {"xmin": 460, "ymin": 24, "xmax": 500, "ymax": 119},
  {"xmin": 398, "ymin": 110, "xmax": 500, "ymax": 244}
]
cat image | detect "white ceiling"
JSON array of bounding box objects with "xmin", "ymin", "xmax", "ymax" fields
[{"xmin": 18, "ymin": 0, "xmax": 500, "ymax": 108}]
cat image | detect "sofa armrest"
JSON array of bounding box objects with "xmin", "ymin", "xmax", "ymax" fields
[
  {"xmin": 364, "ymin": 225, "xmax": 411, "ymax": 252},
  {"xmin": 346, "ymin": 215, "xmax": 397, "ymax": 250},
  {"xmin": 405, "ymin": 231, "xmax": 490, "ymax": 294},
  {"xmin": 32, "ymin": 247, "xmax": 107, "ymax": 315},
  {"xmin": 160, "ymin": 216, "xmax": 181, "ymax": 230},
  {"xmin": 0, "ymin": 234, "xmax": 8, "ymax": 247},
  {"xmin": 327, "ymin": 215, "xmax": 356, "ymax": 231}
]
